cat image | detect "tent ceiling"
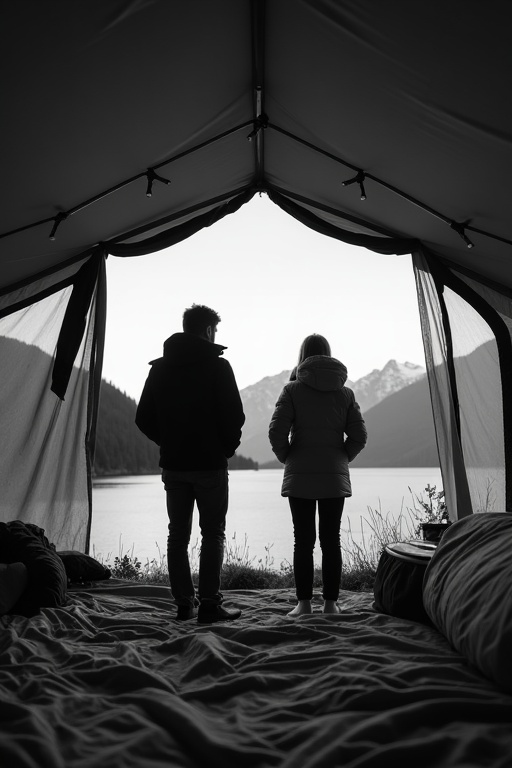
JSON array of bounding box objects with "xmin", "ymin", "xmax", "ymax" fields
[{"xmin": 1, "ymin": 0, "xmax": 511, "ymax": 292}]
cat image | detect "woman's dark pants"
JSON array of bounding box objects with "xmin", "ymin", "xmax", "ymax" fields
[{"xmin": 288, "ymin": 496, "xmax": 345, "ymax": 601}]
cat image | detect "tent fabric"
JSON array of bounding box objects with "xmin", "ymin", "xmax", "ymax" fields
[
  {"xmin": 107, "ymin": 189, "xmax": 256, "ymax": 257},
  {"xmin": 1, "ymin": 1, "xmax": 512, "ymax": 544},
  {"xmin": 2, "ymin": 1, "xmax": 511, "ymax": 285},
  {"xmin": 413, "ymin": 251, "xmax": 468, "ymax": 521},
  {"xmin": 266, "ymin": 188, "xmax": 418, "ymax": 255},
  {"xmin": 443, "ymin": 287, "xmax": 506, "ymax": 513},
  {"xmin": 0, "ymin": 258, "xmax": 106, "ymax": 551},
  {"xmin": 413, "ymin": 250, "xmax": 496, "ymax": 520},
  {"xmin": 51, "ymin": 250, "xmax": 105, "ymax": 401},
  {"xmin": 444, "ymin": 272, "xmax": 512, "ymax": 512}
]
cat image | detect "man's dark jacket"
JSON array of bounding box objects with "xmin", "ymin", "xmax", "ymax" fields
[{"xmin": 135, "ymin": 332, "xmax": 245, "ymax": 470}]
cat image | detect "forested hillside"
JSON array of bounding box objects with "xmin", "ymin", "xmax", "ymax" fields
[
  {"xmin": 0, "ymin": 337, "xmax": 161, "ymax": 476},
  {"xmin": 94, "ymin": 381, "xmax": 160, "ymax": 475}
]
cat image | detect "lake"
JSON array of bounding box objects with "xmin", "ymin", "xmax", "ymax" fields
[{"xmin": 90, "ymin": 468, "xmax": 442, "ymax": 567}]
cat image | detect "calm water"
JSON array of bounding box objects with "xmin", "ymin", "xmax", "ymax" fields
[{"xmin": 90, "ymin": 468, "xmax": 442, "ymax": 567}]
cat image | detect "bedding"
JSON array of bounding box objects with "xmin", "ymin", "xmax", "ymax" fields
[
  {"xmin": 1, "ymin": 584, "xmax": 511, "ymax": 768},
  {"xmin": 0, "ymin": 562, "xmax": 28, "ymax": 615},
  {"xmin": 423, "ymin": 512, "xmax": 512, "ymax": 695},
  {"xmin": 0, "ymin": 521, "xmax": 68, "ymax": 615},
  {"xmin": 57, "ymin": 550, "xmax": 111, "ymax": 584}
]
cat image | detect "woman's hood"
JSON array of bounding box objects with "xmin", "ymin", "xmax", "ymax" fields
[{"xmin": 296, "ymin": 355, "xmax": 348, "ymax": 391}]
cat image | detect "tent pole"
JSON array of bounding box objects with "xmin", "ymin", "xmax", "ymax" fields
[{"xmin": 250, "ymin": 0, "xmax": 266, "ymax": 187}]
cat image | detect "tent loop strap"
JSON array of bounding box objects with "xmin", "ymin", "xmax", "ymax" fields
[
  {"xmin": 145, "ymin": 168, "xmax": 171, "ymax": 198},
  {"xmin": 49, "ymin": 211, "xmax": 69, "ymax": 241},
  {"xmin": 342, "ymin": 170, "xmax": 367, "ymax": 201},
  {"xmin": 247, "ymin": 113, "xmax": 268, "ymax": 142},
  {"xmin": 450, "ymin": 220, "xmax": 474, "ymax": 249}
]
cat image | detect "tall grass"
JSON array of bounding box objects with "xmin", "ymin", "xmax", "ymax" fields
[
  {"xmin": 94, "ymin": 487, "xmax": 441, "ymax": 592},
  {"xmin": 340, "ymin": 499, "xmax": 419, "ymax": 590}
]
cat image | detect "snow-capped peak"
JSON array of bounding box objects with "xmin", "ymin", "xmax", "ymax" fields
[{"xmin": 352, "ymin": 360, "xmax": 425, "ymax": 412}]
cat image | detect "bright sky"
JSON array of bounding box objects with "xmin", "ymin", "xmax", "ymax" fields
[{"xmin": 102, "ymin": 194, "xmax": 426, "ymax": 401}]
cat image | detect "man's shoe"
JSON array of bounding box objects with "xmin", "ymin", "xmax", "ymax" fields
[
  {"xmin": 197, "ymin": 605, "xmax": 242, "ymax": 624},
  {"xmin": 176, "ymin": 606, "xmax": 198, "ymax": 621}
]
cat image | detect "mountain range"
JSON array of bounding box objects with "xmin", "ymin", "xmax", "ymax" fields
[
  {"xmin": 0, "ymin": 336, "xmax": 438, "ymax": 472},
  {"xmin": 238, "ymin": 359, "xmax": 436, "ymax": 466},
  {"xmin": 94, "ymin": 357, "xmax": 436, "ymax": 474}
]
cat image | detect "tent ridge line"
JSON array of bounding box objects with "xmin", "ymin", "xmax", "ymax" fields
[
  {"xmin": 268, "ymin": 122, "xmax": 512, "ymax": 251},
  {"xmin": 150, "ymin": 120, "xmax": 254, "ymax": 174},
  {"xmin": 269, "ymin": 121, "xmax": 450, "ymax": 224},
  {"xmin": 0, "ymin": 121, "xmax": 254, "ymax": 243},
  {"xmin": 464, "ymin": 224, "xmax": 512, "ymax": 248}
]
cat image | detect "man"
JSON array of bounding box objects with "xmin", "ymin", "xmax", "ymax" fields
[{"xmin": 136, "ymin": 304, "xmax": 245, "ymax": 624}]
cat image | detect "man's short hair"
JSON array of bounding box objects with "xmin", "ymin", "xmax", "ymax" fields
[{"xmin": 182, "ymin": 304, "xmax": 221, "ymax": 336}]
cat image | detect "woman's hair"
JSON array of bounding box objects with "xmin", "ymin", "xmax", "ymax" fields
[{"xmin": 297, "ymin": 333, "xmax": 332, "ymax": 365}]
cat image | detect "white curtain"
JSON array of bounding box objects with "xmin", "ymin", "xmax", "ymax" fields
[
  {"xmin": 413, "ymin": 247, "xmax": 510, "ymax": 517},
  {"xmin": 0, "ymin": 255, "xmax": 105, "ymax": 550}
]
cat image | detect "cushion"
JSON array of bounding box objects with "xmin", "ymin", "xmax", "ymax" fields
[
  {"xmin": 423, "ymin": 512, "xmax": 512, "ymax": 693},
  {"xmin": 0, "ymin": 520, "xmax": 68, "ymax": 614},
  {"xmin": 0, "ymin": 562, "xmax": 29, "ymax": 615},
  {"xmin": 57, "ymin": 551, "xmax": 111, "ymax": 584}
]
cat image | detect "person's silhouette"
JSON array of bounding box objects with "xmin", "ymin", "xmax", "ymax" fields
[
  {"xmin": 269, "ymin": 334, "xmax": 367, "ymax": 617},
  {"xmin": 136, "ymin": 304, "xmax": 245, "ymax": 623}
]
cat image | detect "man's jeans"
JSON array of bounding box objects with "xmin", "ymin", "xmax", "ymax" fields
[{"xmin": 162, "ymin": 469, "xmax": 228, "ymax": 608}]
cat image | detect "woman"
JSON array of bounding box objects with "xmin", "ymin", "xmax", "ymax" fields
[{"xmin": 269, "ymin": 334, "xmax": 367, "ymax": 616}]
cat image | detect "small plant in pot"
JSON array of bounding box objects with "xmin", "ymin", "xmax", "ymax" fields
[{"xmin": 410, "ymin": 484, "xmax": 451, "ymax": 543}]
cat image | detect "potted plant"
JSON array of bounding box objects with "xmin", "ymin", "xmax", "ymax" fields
[{"xmin": 410, "ymin": 484, "xmax": 451, "ymax": 543}]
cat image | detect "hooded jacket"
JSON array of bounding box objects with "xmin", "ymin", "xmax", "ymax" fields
[
  {"xmin": 135, "ymin": 332, "xmax": 245, "ymax": 470},
  {"xmin": 269, "ymin": 355, "xmax": 367, "ymax": 499}
]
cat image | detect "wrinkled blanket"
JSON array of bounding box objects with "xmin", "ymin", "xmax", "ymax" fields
[{"xmin": 1, "ymin": 585, "xmax": 511, "ymax": 768}]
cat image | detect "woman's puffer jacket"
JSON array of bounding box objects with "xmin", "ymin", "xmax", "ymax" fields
[{"xmin": 268, "ymin": 355, "xmax": 367, "ymax": 499}]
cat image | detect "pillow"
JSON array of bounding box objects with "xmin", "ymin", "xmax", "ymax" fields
[
  {"xmin": 2, "ymin": 521, "xmax": 68, "ymax": 613},
  {"xmin": 423, "ymin": 512, "xmax": 512, "ymax": 693},
  {"xmin": 17, "ymin": 538, "xmax": 68, "ymax": 610},
  {"xmin": 0, "ymin": 562, "xmax": 28, "ymax": 615},
  {"xmin": 57, "ymin": 551, "xmax": 111, "ymax": 584}
]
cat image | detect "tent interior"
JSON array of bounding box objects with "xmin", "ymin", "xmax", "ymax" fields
[
  {"xmin": 2, "ymin": 1, "xmax": 512, "ymax": 550},
  {"xmin": 2, "ymin": 3, "xmax": 512, "ymax": 767}
]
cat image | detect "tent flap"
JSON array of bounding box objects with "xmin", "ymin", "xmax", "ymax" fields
[
  {"xmin": 0, "ymin": 258, "xmax": 106, "ymax": 549},
  {"xmin": 51, "ymin": 250, "xmax": 105, "ymax": 400}
]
